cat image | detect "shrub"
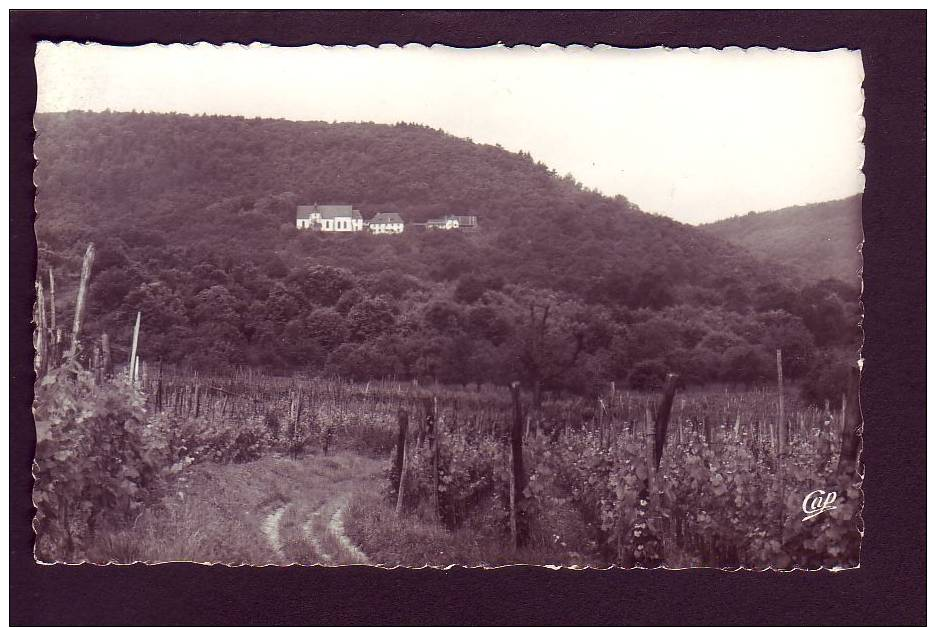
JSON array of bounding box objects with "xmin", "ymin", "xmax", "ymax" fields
[
  {"xmin": 628, "ymin": 358, "xmax": 668, "ymax": 391},
  {"xmin": 33, "ymin": 362, "xmax": 181, "ymax": 562},
  {"xmin": 800, "ymin": 349, "xmax": 856, "ymax": 408}
]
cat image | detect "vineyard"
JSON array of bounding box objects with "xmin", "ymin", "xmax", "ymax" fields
[{"xmin": 32, "ymin": 245, "xmax": 862, "ymax": 568}]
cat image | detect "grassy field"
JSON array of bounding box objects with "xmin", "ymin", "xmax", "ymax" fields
[{"xmin": 77, "ymin": 450, "xmax": 383, "ymax": 565}]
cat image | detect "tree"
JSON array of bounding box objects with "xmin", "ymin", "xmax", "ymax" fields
[
  {"xmin": 628, "ymin": 358, "xmax": 668, "ymax": 391},
  {"xmin": 304, "ymin": 307, "xmax": 349, "ymax": 351},
  {"xmin": 88, "ymin": 266, "xmax": 140, "ymax": 315},
  {"xmin": 264, "ymin": 283, "xmax": 305, "ymax": 329},
  {"xmin": 797, "ymin": 292, "xmax": 852, "ymax": 347},
  {"xmin": 509, "ymin": 289, "xmax": 588, "ymax": 407},
  {"xmin": 190, "ymin": 285, "xmax": 239, "ymax": 326},
  {"xmin": 626, "ymin": 318, "xmax": 683, "ymax": 363},
  {"xmin": 720, "ymin": 345, "xmax": 771, "ymax": 384},
  {"xmin": 423, "ymin": 298, "xmax": 464, "ymax": 334},
  {"xmin": 800, "ymin": 348, "xmax": 856, "ymax": 407},
  {"xmin": 454, "ymin": 274, "xmax": 502, "ymax": 304},
  {"xmin": 123, "ymin": 281, "xmax": 189, "ymax": 336},
  {"xmin": 753, "ymin": 281, "xmax": 799, "ymax": 313},
  {"xmin": 348, "ymin": 297, "xmax": 396, "ymax": 341},
  {"xmin": 367, "ymin": 270, "xmax": 421, "ymax": 300},
  {"xmin": 326, "ymin": 341, "xmax": 401, "ymax": 381},
  {"xmin": 630, "ymin": 272, "xmax": 674, "ymax": 309},
  {"xmin": 287, "ymin": 265, "xmax": 355, "ymax": 307},
  {"xmin": 757, "ymin": 310, "xmax": 817, "ymax": 378},
  {"xmin": 465, "ymin": 304, "xmax": 512, "ymax": 346}
]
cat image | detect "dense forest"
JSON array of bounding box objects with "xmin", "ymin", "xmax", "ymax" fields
[
  {"xmin": 34, "ymin": 111, "xmax": 860, "ymax": 403},
  {"xmin": 702, "ymin": 195, "xmax": 863, "ymax": 287}
]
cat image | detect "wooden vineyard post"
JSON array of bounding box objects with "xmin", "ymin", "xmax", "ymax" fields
[
  {"xmin": 129, "ymin": 312, "xmax": 141, "ymax": 382},
  {"xmin": 393, "ymin": 407, "xmax": 409, "ymax": 510},
  {"xmin": 427, "ymin": 396, "xmax": 440, "ymax": 521},
  {"xmin": 509, "ymin": 381, "xmax": 527, "ymax": 549},
  {"xmin": 35, "ymin": 281, "xmax": 47, "ymax": 377},
  {"xmin": 776, "ymin": 348, "xmax": 787, "ymax": 536},
  {"xmin": 677, "ymin": 398, "xmax": 685, "ymax": 444},
  {"xmin": 597, "ymin": 400, "xmax": 606, "ymax": 449},
  {"xmin": 48, "ymin": 269, "xmax": 57, "ymax": 366},
  {"xmin": 48, "ymin": 268, "xmax": 56, "ymax": 333},
  {"xmin": 92, "ymin": 342, "xmax": 102, "ymax": 384},
  {"xmin": 645, "ymin": 406, "xmax": 655, "ymax": 494},
  {"xmin": 67, "ymin": 243, "xmax": 95, "ymax": 361},
  {"xmin": 155, "ymin": 365, "xmax": 163, "ymax": 412},
  {"xmin": 842, "ymin": 391, "xmax": 848, "ymax": 433},
  {"xmin": 837, "ymin": 364, "xmax": 862, "ymax": 477},
  {"xmin": 776, "ymin": 349, "xmax": 786, "ymax": 458},
  {"xmin": 392, "ymin": 408, "xmax": 409, "ymax": 506},
  {"xmin": 396, "ymin": 430, "xmax": 409, "ymax": 515},
  {"xmin": 101, "ymin": 333, "xmax": 111, "ymax": 378},
  {"xmin": 292, "ymin": 388, "xmax": 303, "ymax": 454},
  {"xmin": 652, "ymin": 373, "xmax": 679, "ymax": 471}
]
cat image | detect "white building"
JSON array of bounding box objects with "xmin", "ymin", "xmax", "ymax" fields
[
  {"xmin": 368, "ymin": 212, "xmax": 405, "ymax": 234},
  {"xmin": 424, "ymin": 215, "xmax": 479, "ymax": 230},
  {"xmin": 425, "ymin": 216, "xmax": 459, "ymax": 230},
  {"xmin": 296, "ymin": 204, "xmax": 364, "ymax": 232}
]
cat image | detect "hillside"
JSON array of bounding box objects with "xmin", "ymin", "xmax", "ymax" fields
[
  {"xmin": 32, "ymin": 111, "xmax": 858, "ymax": 396},
  {"xmin": 702, "ymin": 195, "xmax": 863, "ymax": 286}
]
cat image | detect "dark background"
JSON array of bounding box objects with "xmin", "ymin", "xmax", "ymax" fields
[{"xmin": 10, "ymin": 10, "xmax": 926, "ymax": 626}]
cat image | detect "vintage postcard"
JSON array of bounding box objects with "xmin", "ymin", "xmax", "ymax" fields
[{"xmin": 31, "ymin": 43, "xmax": 864, "ymax": 569}]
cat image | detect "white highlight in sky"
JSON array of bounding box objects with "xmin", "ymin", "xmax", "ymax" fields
[{"xmin": 35, "ymin": 42, "xmax": 865, "ymax": 224}]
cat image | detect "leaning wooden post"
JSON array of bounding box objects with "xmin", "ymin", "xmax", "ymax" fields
[
  {"xmin": 47, "ymin": 269, "xmax": 57, "ymax": 365},
  {"xmin": 509, "ymin": 381, "xmax": 526, "ymax": 548},
  {"xmin": 396, "ymin": 430, "xmax": 409, "ymax": 515},
  {"xmin": 776, "ymin": 349, "xmax": 786, "ymax": 458},
  {"xmin": 433, "ymin": 409, "xmax": 442, "ymax": 521},
  {"xmin": 48, "ymin": 268, "xmax": 56, "ymax": 332},
  {"xmin": 645, "ymin": 406, "xmax": 655, "ymax": 493},
  {"xmin": 837, "ymin": 364, "xmax": 862, "ymax": 477},
  {"xmin": 67, "ymin": 243, "xmax": 95, "ymax": 361},
  {"xmin": 652, "ymin": 373, "xmax": 679, "ymax": 471},
  {"xmin": 775, "ymin": 348, "xmax": 788, "ymax": 536},
  {"xmin": 392, "ymin": 408, "xmax": 409, "ymax": 502},
  {"xmin": 35, "ymin": 281, "xmax": 47, "ymax": 376},
  {"xmin": 92, "ymin": 342, "xmax": 102, "ymax": 384},
  {"xmin": 101, "ymin": 332, "xmax": 111, "ymax": 377},
  {"xmin": 129, "ymin": 311, "xmax": 141, "ymax": 382}
]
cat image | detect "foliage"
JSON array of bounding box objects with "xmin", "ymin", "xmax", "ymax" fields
[
  {"xmin": 35, "ymin": 111, "xmax": 858, "ymax": 398},
  {"xmin": 392, "ymin": 386, "xmax": 861, "ymax": 568},
  {"xmin": 33, "ymin": 362, "xmax": 182, "ymax": 562}
]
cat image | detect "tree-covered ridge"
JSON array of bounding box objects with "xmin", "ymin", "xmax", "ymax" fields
[
  {"xmin": 34, "ymin": 111, "xmax": 859, "ymax": 402},
  {"xmin": 702, "ymin": 195, "xmax": 863, "ymax": 286}
]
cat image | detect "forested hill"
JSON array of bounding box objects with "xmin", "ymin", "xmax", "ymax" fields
[
  {"xmin": 35, "ymin": 110, "xmax": 786, "ymax": 305},
  {"xmin": 33, "ymin": 111, "xmax": 858, "ymax": 399},
  {"xmin": 701, "ymin": 195, "xmax": 863, "ymax": 286}
]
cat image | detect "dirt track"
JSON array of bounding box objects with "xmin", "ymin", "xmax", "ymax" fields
[
  {"xmin": 260, "ymin": 470, "xmax": 377, "ymax": 565},
  {"xmin": 177, "ymin": 451, "xmax": 384, "ymax": 566}
]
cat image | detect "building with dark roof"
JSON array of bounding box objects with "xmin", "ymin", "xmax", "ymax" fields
[
  {"xmin": 367, "ymin": 212, "xmax": 405, "ymax": 234},
  {"xmin": 295, "ymin": 204, "xmax": 364, "ymax": 232}
]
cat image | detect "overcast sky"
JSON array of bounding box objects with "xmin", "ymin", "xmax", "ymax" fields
[{"xmin": 35, "ymin": 42, "xmax": 864, "ymax": 224}]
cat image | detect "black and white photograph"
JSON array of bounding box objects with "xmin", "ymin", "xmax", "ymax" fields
[{"xmin": 30, "ymin": 41, "xmax": 865, "ymax": 570}]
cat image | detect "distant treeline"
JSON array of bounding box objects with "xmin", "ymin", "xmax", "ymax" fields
[{"xmin": 34, "ymin": 111, "xmax": 860, "ymax": 404}]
